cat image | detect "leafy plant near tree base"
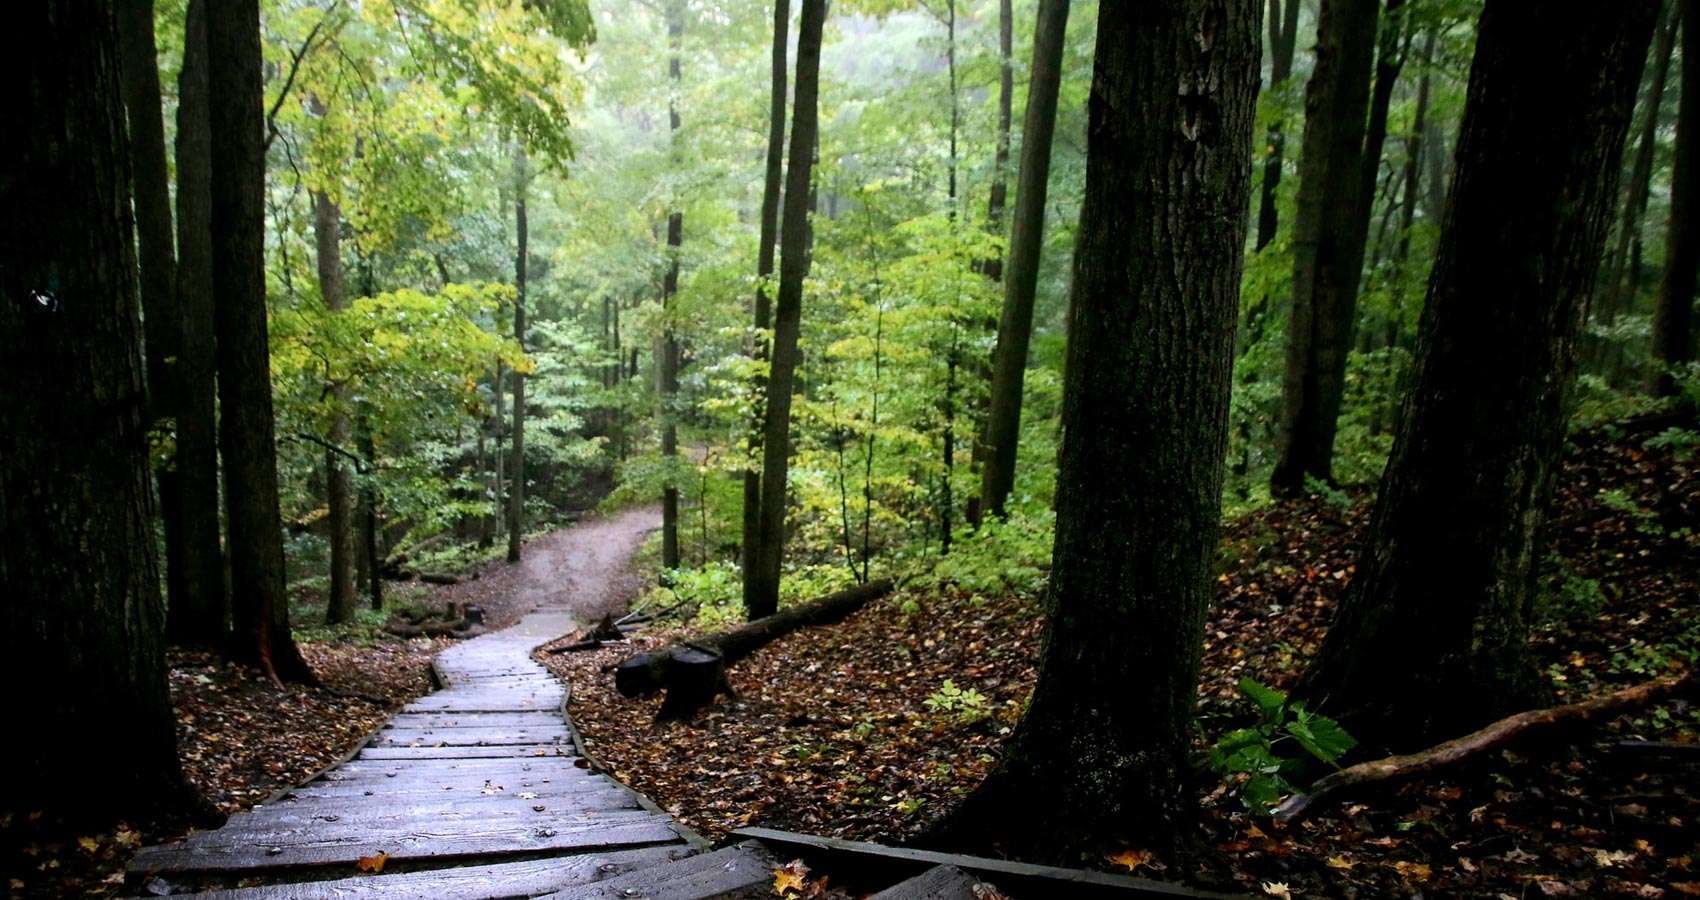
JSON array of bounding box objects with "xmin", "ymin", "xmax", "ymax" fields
[{"xmin": 1210, "ymin": 677, "xmax": 1357, "ymax": 814}]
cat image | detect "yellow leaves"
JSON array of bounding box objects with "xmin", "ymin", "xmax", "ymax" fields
[
  {"xmin": 1106, "ymin": 848, "xmax": 1154, "ymax": 872},
  {"xmin": 75, "ymin": 836, "xmax": 100, "ymax": 854},
  {"xmin": 1325, "ymin": 855, "xmax": 1355, "ymax": 870},
  {"xmin": 355, "ymin": 850, "xmax": 390, "ymax": 874},
  {"xmin": 1390, "ymin": 860, "xmax": 1432, "ymax": 882},
  {"xmin": 772, "ymin": 859, "xmax": 809, "ymax": 895}
]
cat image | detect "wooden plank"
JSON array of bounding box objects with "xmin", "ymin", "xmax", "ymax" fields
[
  {"xmin": 382, "ymin": 713, "xmax": 567, "ymax": 730},
  {"xmin": 358, "ymin": 744, "xmax": 576, "ymax": 760},
  {"xmin": 129, "ymin": 814, "xmax": 690, "ymax": 875},
  {"xmin": 867, "ymin": 865, "xmax": 981, "ymax": 900},
  {"xmin": 280, "ymin": 776, "xmax": 621, "ymax": 802},
  {"xmin": 172, "ymin": 808, "xmax": 665, "ymax": 852},
  {"xmin": 242, "ymin": 787, "xmax": 637, "ymax": 821},
  {"xmin": 215, "ymin": 793, "xmax": 641, "ymax": 837},
  {"xmin": 327, "ymin": 758, "xmax": 587, "ymax": 777},
  {"xmin": 732, "ymin": 829, "xmax": 1250, "ymax": 900},
  {"xmin": 539, "ymin": 842, "xmax": 775, "ymax": 900},
  {"xmin": 370, "ymin": 727, "xmax": 573, "ymax": 747},
  {"xmin": 138, "ymin": 845, "xmax": 694, "ymax": 900}
]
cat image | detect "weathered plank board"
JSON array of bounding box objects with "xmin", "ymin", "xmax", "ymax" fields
[
  {"xmin": 358, "ymin": 744, "xmax": 576, "ymax": 760},
  {"xmin": 167, "ymin": 808, "xmax": 664, "ymax": 853},
  {"xmin": 279, "ymin": 776, "xmax": 621, "ymax": 801},
  {"xmin": 129, "ymin": 814, "xmax": 687, "ymax": 875},
  {"xmin": 139, "ymin": 845, "xmax": 694, "ymax": 900},
  {"xmin": 238, "ymin": 788, "xmax": 637, "ymax": 824},
  {"xmin": 381, "ymin": 713, "xmax": 568, "ymax": 730},
  {"xmin": 212, "ymin": 796, "xmax": 642, "ymax": 840},
  {"xmin": 328, "ymin": 757, "xmax": 587, "ymax": 777},
  {"xmin": 371, "ymin": 726, "xmax": 572, "ymax": 746},
  {"xmin": 538, "ymin": 843, "xmax": 775, "ymax": 900},
  {"xmin": 867, "ymin": 865, "xmax": 981, "ymax": 900}
]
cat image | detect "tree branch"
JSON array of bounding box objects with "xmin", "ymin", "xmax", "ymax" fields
[{"xmin": 264, "ymin": 1, "xmax": 344, "ymax": 152}]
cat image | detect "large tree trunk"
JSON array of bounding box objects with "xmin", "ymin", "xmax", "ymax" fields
[
  {"xmin": 1296, "ymin": 0, "xmax": 1658, "ymax": 751},
  {"xmin": 661, "ymin": 0, "xmax": 684, "ymax": 570},
  {"xmin": 314, "ymin": 184, "xmax": 357, "ymax": 625},
  {"xmin": 933, "ymin": 0, "xmax": 1259, "ymax": 861},
  {"xmin": 1270, "ymin": 0, "xmax": 1380, "ymax": 496},
  {"xmin": 209, "ymin": 0, "xmax": 315, "ymax": 685},
  {"xmin": 117, "ymin": 0, "xmax": 191, "ymax": 621},
  {"xmin": 0, "ymin": 0, "xmax": 217, "ymax": 831},
  {"xmin": 1255, "ymin": 0, "xmax": 1304, "ymax": 251},
  {"xmin": 742, "ymin": 0, "xmax": 789, "ymax": 601},
  {"xmin": 1649, "ymin": 1, "xmax": 1698, "ymax": 397},
  {"xmin": 746, "ymin": 0, "xmax": 828, "ymax": 621},
  {"xmin": 974, "ymin": 0, "xmax": 1070, "ymax": 523},
  {"xmin": 167, "ymin": 0, "xmax": 228, "ymax": 646},
  {"xmin": 508, "ymin": 151, "xmax": 528, "ymax": 563}
]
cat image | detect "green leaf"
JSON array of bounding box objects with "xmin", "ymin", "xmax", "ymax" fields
[
  {"xmin": 1238, "ymin": 677, "xmax": 1287, "ymax": 721},
  {"xmin": 1284, "ymin": 710, "xmax": 1358, "ymax": 766}
]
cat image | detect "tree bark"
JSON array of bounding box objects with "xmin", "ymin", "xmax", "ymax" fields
[
  {"xmin": 746, "ymin": 0, "xmax": 828, "ymax": 621},
  {"xmin": 661, "ymin": 0, "xmax": 684, "ymax": 570},
  {"xmin": 314, "ymin": 183, "xmax": 357, "ymax": 625},
  {"xmin": 1649, "ymin": 0, "xmax": 1698, "ymax": 397},
  {"xmin": 0, "ymin": 0, "xmax": 218, "ymax": 831},
  {"xmin": 1295, "ymin": 0, "xmax": 1658, "ymax": 751},
  {"xmin": 975, "ymin": 0, "xmax": 1070, "ymax": 523},
  {"xmin": 508, "ymin": 151, "xmax": 529, "ymax": 563},
  {"xmin": 209, "ymin": 0, "xmax": 315, "ymax": 684},
  {"xmin": 1270, "ymin": 0, "xmax": 1380, "ymax": 496},
  {"xmin": 1255, "ymin": 0, "xmax": 1304, "ymax": 251},
  {"xmin": 932, "ymin": 0, "xmax": 1259, "ymax": 860},
  {"xmin": 743, "ymin": 0, "xmax": 789, "ymax": 601}
]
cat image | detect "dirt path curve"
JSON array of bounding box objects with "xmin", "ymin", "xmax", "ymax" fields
[{"xmin": 428, "ymin": 505, "xmax": 661, "ymax": 631}]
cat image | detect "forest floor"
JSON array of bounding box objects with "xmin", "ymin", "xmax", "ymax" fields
[{"xmin": 6, "ymin": 433, "xmax": 1695, "ymax": 899}]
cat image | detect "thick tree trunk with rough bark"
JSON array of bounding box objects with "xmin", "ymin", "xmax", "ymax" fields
[
  {"xmin": 168, "ymin": 0, "xmax": 228, "ymax": 645},
  {"xmin": 743, "ymin": 0, "xmax": 789, "ymax": 599},
  {"xmin": 661, "ymin": 0, "xmax": 684, "ymax": 570},
  {"xmin": 746, "ymin": 0, "xmax": 828, "ymax": 621},
  {"xmin": 1650, "ymin": 1, "xmax": 1698, "ymax": 397},
  {"xmin": 508, "ymin": 152, "xmax": 529, "ymax": 563},
  {"xmin": 314, "ymin": 183, "xmax": 357, "ymax": 625},
  {"xmin": 1296, "ymin": 0, "xmax": 1658, "ymax": 751},
  {"xmin": 935, "ymin": 0, "xmax": 1259, "ymax": 860},
  {"xmin": 1270, "ymin": 0, "xmax": 1380, "ymax": 496},
  {"xmin": 975, "ymin": 0, "xmax": 1070, "ymax": 523},
  {"xmin": 209, "ymin": 0, "xmax": 314, "ymax": 684},
  {"xmin": 1, "ymin": 0, "xmax": 218, "ymax": 831},
  {"xmin": 1255, "ymin": 0, "xmax": 1304, "ymax": 251}
]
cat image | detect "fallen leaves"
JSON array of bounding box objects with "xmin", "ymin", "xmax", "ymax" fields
[
  {"xmin": 1106, "ymin": 848, "xmax": 1155, "ymax": 872},
  {"xmin": 354, "ymin": 850, "xmax": 389, "ymax": 874}
]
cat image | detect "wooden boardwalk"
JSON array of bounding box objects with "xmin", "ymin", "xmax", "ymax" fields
[{"xmin": 126, "ymin": 604, "xmax": 1244, "ymax": 899}]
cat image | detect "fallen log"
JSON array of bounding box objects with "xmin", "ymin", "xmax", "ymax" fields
[
  {"xmin": 614, "ymin": 578, "xmax": 895, "ymax": 719},
  {"xmin": 1274, "ymin": 671, "xmax": 1696, "ymax": 823},
  {"xmin": 419, "ymin": 571, "xmax": 460, "ymax": 585}
]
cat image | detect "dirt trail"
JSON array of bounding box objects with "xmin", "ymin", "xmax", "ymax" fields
[{"xmin": 425, "ymin": 505, "xmax": 661, "ymax": 630}]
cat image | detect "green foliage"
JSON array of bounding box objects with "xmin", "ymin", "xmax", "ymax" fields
[
  {"xmin": 1210, "ymin": 678, "xmax": 1358, "ymax": 815},
  {"xmin": 923, "ymin": 679, "xmax": 989, "ymax": 725},
  {"xmin": 1536, "ymin": 559, "xmax": 1610, "ymax": 625},
  {"xmin": 915, "ymin": 509, "xmax": 1053, "ymax": 600}
]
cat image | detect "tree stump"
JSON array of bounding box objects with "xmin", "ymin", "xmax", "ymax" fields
[{"xmin": 655, "ymin": 648, "xmax": 730, "ymax": 723}]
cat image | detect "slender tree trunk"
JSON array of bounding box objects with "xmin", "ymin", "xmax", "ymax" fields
[
  {"xmin": 168, "ymin": 0, "xmax": 228, "ymax": 645},
  {"xmin": 494, "ymin": 358, "xmax": 506, "ymax": 538},
  {"xmin": 1649, "ymin": 1, "xmax": 1698, "ymax": 397},
  {"xmin": 313, "ymin": 184, "xmax": 357, "ymax": 625},
  {"xmin": 508, "ymin": 151, "xmax": 528, "ymax": 563},
  {"xmin": 1256, "ymin": 0, "xmax": 1304, "ymax": 251},
  {"xmin": 975, "ymin": 0, "xmax": 1070, "ymax": 522},
  {"xmin": 357, "ymin": 414, "xmax": 382, "ymax": 610},
  {"xmin": 747, "ymin": 0, "xmax": 828, "ymax": 621},
  {"xmin": 661, "ymin": 0, "xmax": 684, "ymax": 570},
  {"xmin": 744, "ymin": 0, "xmax": 789, "ymax": 593},
  {"xmin": 1270, "ymin": 0, "xmax": 1380, "ymax": 496},
  {"xmin": 209, "ymin": 0, "xmax": 314, "ymax": 685},
  {"xmin": 1, "ymin": 0, "xmax": 219, "ymax": 832},
  {"xmin": 932, "ymin": 0, "xmax": 1259, "ymax": 860},
  {"xmin": 1296, "ymin": 0, "xmax": 1658, "ymax": 751},
  {"xmin": 1596, "ymin": 1, "xmax": 1680, "ymax": 375},
  {"xmin": 1357, "ymin": 0, "xmax": 1406, "ymax": 228}
]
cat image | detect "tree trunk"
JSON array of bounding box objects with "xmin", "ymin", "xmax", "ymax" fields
[
  {"xmin": 166, "ymin": 0, "xmax": 228, "ymax": 646},
  {"xmin": 661, "ymin": 0, "xmax": 684, "ymax": 570},
  {"xmin": 314, "ymin": 186, "xmax": 356, "ymax": 625},
  {"xmin": 209, "ymin": 0, "xmax": 314, "ymax": 685},
  {"xmin": 117, "ymin": 0, "xmax": 191, "ymax": 624},
  {"xmin": 1, "ymin": 0, "xmax": 218, "ymax": 831},
  {"xmin": 746, "ymin": 0, "xmax": 828, "ymax": 621},
  {"xmin": 508, "ymin": 151, "xmax": 528, "ymax": 563},
  {"xmin": 1594, "ymin": 1, "xmax": 1679, "ymax": 377},
  {"xmin": 743, "ymin": 0, "xmax": 789, "ymax": 599},
  {"xmin": 1270, "ymin": 0, "xmax": 1380, "ymax": 496},
  {"xmin": 1255, "ymin": 0, "xmax": 1304, "ymax": 251},
  {"xmin": 932, "ymin": 0, "xmax": 1258, "ymax": 860},
  {"xmin": 1296, "ymin": 0, "xmax": 1658, "ymax": 751},
  {"xmin": 975, "ymin": 0, "xmax": 1070, "ymax": 523},
  {"xmin": 1649, "ymin": 1, "xmax": 1698, "ymax": 397}
]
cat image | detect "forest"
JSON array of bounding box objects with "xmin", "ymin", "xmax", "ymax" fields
[{"xmin": 1, "ymin": 0, "xmax": 1697, "ymax": 897}]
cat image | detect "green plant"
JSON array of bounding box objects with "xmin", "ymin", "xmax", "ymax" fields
[
  {"xmin": 1643, "ymin": 426, "xmax": 1700, "ymax": 462},
  {"xmin": 1536, "ymin": 560, "xmax": 1609, "ymax": 624},
  {"xmin": 1209, "ymin": 677, "xmax": 1357, "ymax": 814},
  {"xmin": 1303, "ymin": 474, "xmax": 1352, "ymax": 509},
  {"xmin": 923, "ymin": 679, "xmax": 989, "ymax": 725}
]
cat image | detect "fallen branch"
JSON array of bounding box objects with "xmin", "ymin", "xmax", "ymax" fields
[
  {"xmin": 1275, "ymin": 672, "xmax": 1696, "ymax": 823},
  {"xmin": 614, "ymin": 578, "xmax": 895, "ymax": 721}
]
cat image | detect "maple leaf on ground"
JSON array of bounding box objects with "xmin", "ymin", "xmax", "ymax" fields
[
  {"xmin": 1107, "ymin": 848, "xmax": 1154, "ymax": 872},
  {"xmin": 773, "ymin": 858, "xmax": 809, "ymax": 895},
  {"xmin": 355, "ymin": 850, "xmax": 389, "ymax": 873},
  {"xmin": 1262, "ymin": 881, "xmax": 1295, "ymax": 899}
]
